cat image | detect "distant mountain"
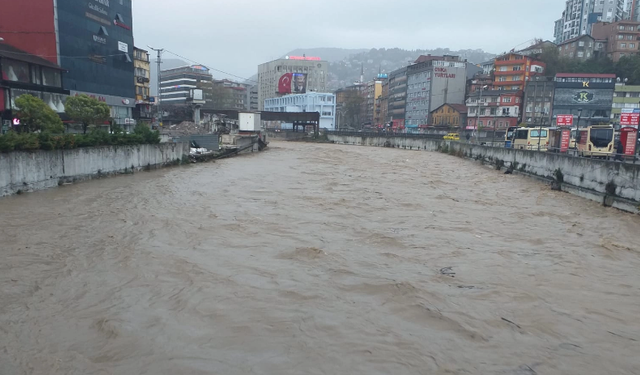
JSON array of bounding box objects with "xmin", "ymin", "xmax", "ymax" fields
[
  {"xmin": 150, "ymin": 58, "xmax": 188, "ymax": 96},
  {"xmin": 327, "ymin": 48, "xmax": 496, "ymax": 90},
  {"xmin": 283, "ymin": 48, "xmax": 369, "ymax": 62}
]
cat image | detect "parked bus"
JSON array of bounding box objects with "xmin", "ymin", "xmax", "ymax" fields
[
  {"xmin": 576, "ymin": 125, "xmax": 615, "ymax": 158},
  {"xmin": 513, "ymin": 127, "xmax": 550, "ymax": 151},
  {"xmin": 504, "ymin": 126, "xmax": 518, "ymax": 148},
  {"xmin": 569, "ymin": 127, "xmax": 578, "ymax": 149}
]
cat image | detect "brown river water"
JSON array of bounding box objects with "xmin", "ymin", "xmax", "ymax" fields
[{"xmin": 1, "ymin": 141, "xmax": 640, "ymax": 375}]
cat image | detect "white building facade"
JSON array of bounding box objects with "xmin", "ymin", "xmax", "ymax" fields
[
  {"xmin": 258, "ymin": 56, "xmax": 329, "ymax": 111},
  {"xmin": 263, "ymin": 92, "xmax": 336, "ymax": 130}
]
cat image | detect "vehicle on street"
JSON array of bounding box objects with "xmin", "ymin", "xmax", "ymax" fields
[
  {"xmin": 576, "ymin": 125, "xmax": 614, "ymax": 158},
  {"xmin": 504, "ymin": 126, "xmax": 518, "ymax": 148},
  {"xmin": 443, "ymin": 132, "xmax": 460, "ymax": 141},
  {"xmin": 513, "ymin": 127, "xmax": 550, "ymax": 151}
]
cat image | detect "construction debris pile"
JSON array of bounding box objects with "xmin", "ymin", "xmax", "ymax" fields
[{"xmin": 160, "ymin": 121, "xmax": 213, "ymax": 137}]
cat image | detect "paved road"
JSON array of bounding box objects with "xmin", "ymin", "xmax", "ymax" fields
[{"xmin": 1, "ymin": 141, "xmax": 639, "ymax": 374}]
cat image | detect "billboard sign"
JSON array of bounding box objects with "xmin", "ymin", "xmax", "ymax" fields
[
  {"xmin": 621, "ymin": 127, "xmax": 637, "ymax": 156},
  {"xmin": 286, "ymin": 56, "xmax": 321, "ymax": 61},
  {"xmin": 560, "ymin": 129, "xmax": 571, "ymax": 152},
  {"xmin": 278, "ymin": 73, "xmax": 307, "ymax": 94},
  {"xmin": 556, "ymin": 114, "xmax": 573, "ymax": 127},
  {"xmin": 620, "ymin": 113, "xmax": 640, "ymax": 128}
]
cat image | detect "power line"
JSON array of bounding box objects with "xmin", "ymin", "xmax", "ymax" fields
[{"xmin": 163, "ymin": 49, "xmax": 257, "ymax": 84}]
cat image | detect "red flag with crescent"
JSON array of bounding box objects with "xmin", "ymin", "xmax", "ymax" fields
[{"xmin": 278, "ymin": 73, "xmax": 293, "ymax": 94}]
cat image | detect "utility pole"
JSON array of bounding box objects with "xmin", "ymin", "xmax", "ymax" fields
[{"xmin": 148, "ymin": 46, "xmax": 164, "ymax": 128}]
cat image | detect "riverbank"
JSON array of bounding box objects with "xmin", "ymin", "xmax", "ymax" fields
[
  {"xmin": 326, "ymin": 133, "xmax": 640, "ymax": 215},
  {"xmin": 0, "ymin": 143, "xmax": 189, "ymax": 197}
]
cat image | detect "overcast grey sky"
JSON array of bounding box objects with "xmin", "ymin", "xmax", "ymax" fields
[{"xmin": 133, "ymin": 0, "xmax": 559, "ymax": 80}]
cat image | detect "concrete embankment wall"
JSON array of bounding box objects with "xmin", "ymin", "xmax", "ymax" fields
[
  {"xmin": 328, "ymin": 134, "xmax": 640, "ymax": 213},
  {"xmin": 0, "ymin": 143, "xmax": 189, "ymax": 197}
]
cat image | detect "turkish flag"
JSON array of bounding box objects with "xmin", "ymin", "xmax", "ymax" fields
[{"xmin": 278, "ymin": 73, "xmax": 293, "ymax": 94}]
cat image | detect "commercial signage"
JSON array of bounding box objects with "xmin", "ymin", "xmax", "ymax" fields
[
  {"xmin": 88, "ymin": 3, "xmax": 109, "ymax": 16},
  {"xmin": 286, "ymin": 56, "xmax": 321, "ymax": 61},
  {"xmin": 71, "ymin": 90, "xmax": 135, "ymax": 108},
  {"xmin": 85, "ymin": 12, "xmax": 110, "ymax": 26},
  {"xmin": 118, "ymin": 41, "xmax": 128, "ymax": 53},
  {"xmin": 556, "ymin": 114, "xmax": 573, "ymax": 127},
  {"xmin": 93, "ymin": 35, "xmax": 107, "ymax": 44},
  {"xmin": 278, "ymin": 73, "xmax": 307, "ymax": 94},
  {"xmin": 94, "ymin": 0, "xmax": 110, "ymax": 6},
  {"xmin": 434, "ymin": 67, "xmax": 455, "ymax": 79},
  {"xmin": 621, "ymin": 127, "xmax": 637, "ymax": 156},
  {"xmin": 560, "ymin": 129, "xmax": 571, "ymax": 152},
  {"xmin": 620, "ymin": 113, "xmax": 640, "ymax": 128},
  {"xmin": 377, "ymin": 73, "xmax": 388, "ymax": 79}
]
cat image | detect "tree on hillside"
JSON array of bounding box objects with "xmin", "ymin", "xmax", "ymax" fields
[
  {"xmin": 615, "ymin": 55, "xmax": 640, "ymax": 84},
  {"xmin": 210, "ymin": 84, "xmax": 234, "ymax": 109},
  {"xmin": 341, "ymin": 91, "xmax": 365, "ymax": 130},
  {"xmin": 15, "ymin": 94, "xmax": 64, "ymax": 133},
  {"xmin": 65, "ymin": 94, "xmax": 111, "ymax": 134}
]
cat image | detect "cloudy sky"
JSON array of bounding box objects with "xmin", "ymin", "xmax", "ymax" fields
[{"xmin": 133, "ymin": 0, "xmax": 560, "ymax": 80}]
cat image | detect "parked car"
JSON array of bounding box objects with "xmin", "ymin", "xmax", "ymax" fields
[{"xmin": 443, "ymin": 133, "xmax": 460, "ymax": 141}]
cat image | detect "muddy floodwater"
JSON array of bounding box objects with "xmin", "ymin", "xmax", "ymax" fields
[{"xmin": 1, "ymin": 142, "xmax": 640, "ymax": 375}]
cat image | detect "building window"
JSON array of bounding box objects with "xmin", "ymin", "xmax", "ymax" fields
[
  {"xmin": 630, "ymin": 43, "xmax": 636, "ymax": 49},
  {"xmin": 578, "ymin": 41, "xmax": 585, "ymax": 47},
  {"xmin": 512, "ymin": 66, "xmax": 522, "ymax": 71},
  {"xmin": 499, "ymin": 66, "xmax": 508, "ymax": 71},
  {"xmin": 621, "ymin": 43, "xmax": 627, "ymax": 48},
  {"xmin": 31, "ymin": 65, "xmax": 42, "ymax": 85},
  {"xmin": 42, "ymin": 68, "xmax": 62, "ymax": 87},
  {"xmin": 503, "ymin": 97, "xmax": 512, "ymax": 103},
  {"xmin": 577, "ymin": 51, "xmax": 584, "ymax": 57},
  {"xmin": 2, "ymin": 59, "xmax": 30, "ymax": 83},
  {"xmin": 627, "ymin": 35, "xmax": 635, "ymax": 40},
  {"xmin": 618, "ymin": 35, "xmax": 624, "ymax": 40}
]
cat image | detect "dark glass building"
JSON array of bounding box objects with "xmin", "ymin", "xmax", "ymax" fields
[
  {"xmin": 0, "ymin": 0, "xmax": 136, "ymax": 126},
  {"xmin": 57, "ymin": 0, "xmax": 135, "ymax": 123}
]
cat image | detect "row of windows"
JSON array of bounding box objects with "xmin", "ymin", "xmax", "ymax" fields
[
  {"xmin": 1, "ymin": 59, "xmax": 62, "ymax": 88},
  {"xmin": 554, "ymin": 77, "xmax": 614, "ymax": 83},
  {"xmin": 497, "ymin": 75, "xmax": 523, "ymax": 82},
  {"xmin": 498, "ymin": 65, "xmax": 523, "ymax": 72},
  {"xmin": 618, "ymin": 42, "xmax": 637, "ymax": 49},
  {"xmin": 613, "ymin": 91, "xmax": 640, "ymax": 97}
]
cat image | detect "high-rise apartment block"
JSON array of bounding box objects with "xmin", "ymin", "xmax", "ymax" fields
[{"xmin": 554, "ymin": 0, "xmax": 626, "ymax": 44}]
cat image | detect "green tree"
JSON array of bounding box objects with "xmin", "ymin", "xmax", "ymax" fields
[
  {"xmin": 615, "ymin": 55, "xmax": 640, "ymax": 84},
  {"xmin": 342, "ymin": 90, "xmax": 365, "ymax": 130},
  {"xmin": 14, "ymin": 94, "xmax": 64, "ymax": 133},
  {"xmin": 65, "ymin": 94, "xmax": 111, "ymax": 134}
]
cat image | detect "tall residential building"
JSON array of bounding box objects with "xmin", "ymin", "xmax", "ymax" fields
[
  {"xmin": 133, "ymin": 47, "xmax": 152, "ymax": 124},
  {"xmin": 611, "ymin": 83, "xmax": 640, "ymax": 126},
  {"xmin": 405, "ymin": 55, "xmax": 468, "ymax": 130},
  {"xmin": 523, "ymin": 76, "xmax": 555, "ymax": 125},
  {"xmin": 493, "ymin": 53, "xmax": 546, "ymax": 91},
  {"xmin": 263, "ymin": 92, "xmax": 335, "ymax": 130},
  {"xmin": 160, "ymin": 65, "xmax": 213, "ymax": 106},
  {"xmin": 246, "ymin": 85, "xmax": 259, "ymax": 111},
  {"xmin": 554, "ymin": 0, "xmax": 626, "ymax": 44},
  {"xmin": 363, "ymin": 79, "xmax": 384, "ymax": 127},
  {"xmin": 387, "ymin": 67, "xmax": 407, "ymax": 127},
  {"xmin": 213, "ymin": 79, "xmax": 248, "ymax": 110},
  {"xmin": 257, "ymin": 56, "xmax": 329, "ymax": 110},
  {"xmin": 592, "ymin": 20, "xmax": 640, "ymax": 61},
  {"xmin": 0, "ymin": 0, "xmax": 136, "ymax": 125}
]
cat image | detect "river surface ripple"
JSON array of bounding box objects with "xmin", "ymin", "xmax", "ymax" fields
[{"xmin": 1, "ymin": 141, "xmax": 639, "ymax": 374}]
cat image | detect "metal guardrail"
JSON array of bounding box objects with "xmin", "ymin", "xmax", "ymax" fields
[{"xmin": 326, "ymin": 131, "xmax": 445, "ymax": 139}]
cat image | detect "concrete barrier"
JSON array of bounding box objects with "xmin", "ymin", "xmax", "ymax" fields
[
  {"xmin": 327, "ymin": 134, "xmax": 640, "ymax": 212},
  {"xmin": 0, "ymin": 143, "xmax": 189, "ymax": 197}
]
